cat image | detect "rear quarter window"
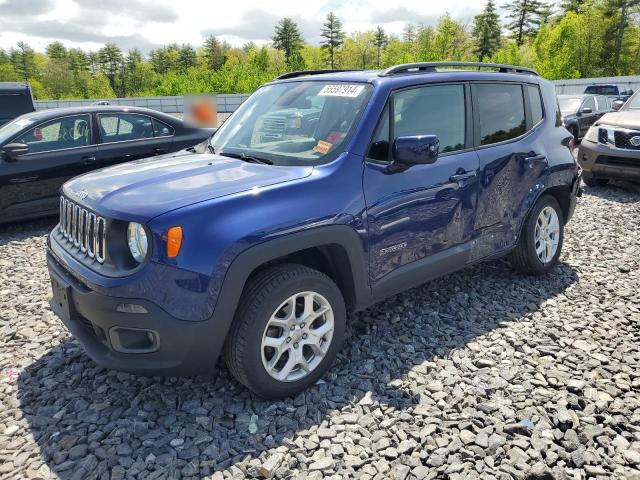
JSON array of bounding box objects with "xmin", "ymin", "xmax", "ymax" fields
[{"xmin": 525, "ymin": 85, "xmax": 544, "ymax": 125}]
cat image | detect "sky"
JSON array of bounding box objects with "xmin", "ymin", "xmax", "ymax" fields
[{"xmin": 0, "ymin": 0, "xmax": 491, "ymax": 54}]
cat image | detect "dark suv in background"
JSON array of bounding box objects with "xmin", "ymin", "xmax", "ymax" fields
[
  {"xmin": 47, "ymin": 62, "xmax": 580, "ymax": 398},
  {"xmin": 0, "ymin": 82, "xmax": 35, "ymax": 127},
  {"xmin": 584, "ymin": 84, "xmax": 634, "ymax": 102},
  {"xmin": 558, "ymin": 94, "xmax": 612, "ymax": 141},
  {"xmin": 578, "ymin": 90, "xmax": 640, "ymax": 186}
]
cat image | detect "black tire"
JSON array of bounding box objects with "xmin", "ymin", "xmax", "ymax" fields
[
  {"xmin": 582, "ymin": 175, "xmax": 609, "ymax": 187},
  {"xmin": 223, "ymin": 263, "xmax": 346, "ymax": 399},
  {"xmin": 510, "ymin": 195, "xmax": 564, "ymax": 275}
]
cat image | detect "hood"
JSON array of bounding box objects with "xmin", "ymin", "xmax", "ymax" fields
[
  {"xmin": 596, "ymin": 110, "xmax": 640, "ymax": 130},
  {"xmin": 63, "ymin": 150, "xmax": 313, "ymax": 222}
]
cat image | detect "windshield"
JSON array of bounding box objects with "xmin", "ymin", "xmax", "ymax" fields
[
  {"xmin": 624, "ymin": 92, "xmax": 640, "ymax": 109},
  {"xmin": 211, "ymin": 81, "xmax": 372, "ymax": 166},
  {"xmin": 558, "ymin": 97, "xmax": 582, "ymax": 115},
  {"xmin": 585, "ymin": 85, "xmax": 618, "ymax": 95},
  {"xmin": 0, "ymin": 115, "xmax": 35, "ymax": 144}
]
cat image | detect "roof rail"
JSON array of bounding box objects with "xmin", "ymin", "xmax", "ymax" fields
[
  {"xmin": 379, "ymin": 62, "xmax": 538, "ymax": 77},
  {"xmin": 276, "ymin": 69, "xmax": 359, "ymax": 80}
]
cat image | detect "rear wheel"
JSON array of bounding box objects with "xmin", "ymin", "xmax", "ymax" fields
[
  {"xmin": 224, "ymin": 264, "xmax": 346, "ymax": 399},
  {"xmin": 510, "ymin": 195, "xmax": 564, "ymax": 275},
  {"xmin": 582, "ymin": 175, "xmax": 609, "ymax": 187}
]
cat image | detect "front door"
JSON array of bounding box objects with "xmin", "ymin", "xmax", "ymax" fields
[
  {"xmin": 363, "ymin": 83, "xmax": 479, "ymax": 297},
  {"xmin": 0, "ymin": 114, "xmax": 96, "ymax": 222}
]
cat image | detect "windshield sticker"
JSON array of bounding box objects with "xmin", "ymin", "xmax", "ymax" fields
[
  {"xmin": 318, "ymin": 84, "xmax": 365, "ymax": 98},
  {"xmin": 326, "ymin": 131, "xmax": 343, "ymax": 143},
  {"xmin": 313, "ymin": 140, "xmax": 333, "ymax": 154}
]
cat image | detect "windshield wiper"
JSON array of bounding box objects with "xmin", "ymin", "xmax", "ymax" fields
[{"xmin": 219, "ymin": 151, "xmax": 273, "ymax": 165}]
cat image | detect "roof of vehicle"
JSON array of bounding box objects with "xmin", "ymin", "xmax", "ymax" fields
[
  {"xmin": 0, "ymin": 82, "xmax": 31, "ymax": 93},
  {"xmin": 16, "ymin": 105, "xmax": 181, "ymax": 124},
  {"xmin": 271, "ymin": 63, "xmax": 543, "ymax": 89}
]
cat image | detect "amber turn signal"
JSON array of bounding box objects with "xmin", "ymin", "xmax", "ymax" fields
[{"xmin": 166, "ymin": 226, "xmax": 183, "ymax": 258}]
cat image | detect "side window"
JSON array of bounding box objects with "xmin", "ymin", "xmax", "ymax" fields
[
  {"xmin": 393, "ymin": 84, "xmax": 466, "ymax": 154},
  {"xmin": 526, "ymin": 85, "xmax": 544, "ymax": 125},
  {"xmin": 367, "ymin": 105, "xmax": 390, "ymax": 161},
  {"xmin": 99, "ymin": 114, "xmax": 154, "ymax": 143},
  {"xmin": 152, "ymin": 119, "xmax": 174, "ymax": 137},
  {"xmin": 595, "ymin": 95, "xmax": 610, "ymax": 111},
  {"xmin": 582, "ymin": 96, "xmax": 596, "ymax": 112},
  {"xmin": 475, "ymin": 83, "xmax": 526, "ymax": 146},
  {"xmin": 16, "ymin": 115, "xmax": 91, "ymax": 154}
]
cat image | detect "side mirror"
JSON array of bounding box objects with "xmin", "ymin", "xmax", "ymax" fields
[
  {"xmin": 393, "ymin": 135, "xmax": 439, "ymax": 165},
  {"xmin": 612, "ymin": 100, "xmax": 624, "ymax": 111},
  {"xmin": 1, "ymin": 143, "xmax": 29, "ymax": 161},
  {"xmin": 580, "ymin": 107, "xmax": 593, "ymax": 114}
]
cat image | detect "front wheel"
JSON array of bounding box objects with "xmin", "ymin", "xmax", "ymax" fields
[
  {"xmin": 224, "ymin": 264, "xmax": 346, "ymax": 399},
  {"xmin": 510, "ymin": 195, "xmax": 564, "ymax": 275}
]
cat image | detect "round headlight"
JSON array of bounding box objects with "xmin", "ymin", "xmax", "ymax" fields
[{"xmin": 127, "ymin": 222, "xmax": 148, "ymax": 263}]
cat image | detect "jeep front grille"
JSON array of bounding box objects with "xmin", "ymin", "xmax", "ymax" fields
[{"xmin": 58, "ymin": 196, "xmax": 106, "ymax": 263}]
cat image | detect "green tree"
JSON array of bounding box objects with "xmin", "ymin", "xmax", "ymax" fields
[
  {"xmin": 98, "ymin": 43, "xmax": 123, "ymax": 92},
  {"xmin": 46, "ymin": 41, "xmax": 68, "ymax": 60},
  {"xmin": 560, "ymin": 0, "xmax": 587, "ymax": 13},
  {"xmin": 178, "ymin": 44, "xmax": 197, "ymax": 72},
  {"xmin": 503, "ymin": 0, "xmax": 551, "ymax": 46},
  {"xmin": 403, "ymin": 24, "xmax": 417, "ymax": 42},
  {"xmin": 201, "ymin": 36, "xmax": 229, "ymax": 70},
  {"xmin": 272, "ymin": 18, "xmax": 304, "ymax": 66},
  {"xmin": 320, "ymin": 12, "xmax": 345, "ymax": 69},
  {"xmin": 11, "ymin": 42, "xmax": 37, "ymax": 81},
  {"xmin": 473, "ymin": 0, "xmax": 502, "ymax": 61},
  {"xmin": 373, "ymin": 26, "xmax": 388, "ymax": 67}
]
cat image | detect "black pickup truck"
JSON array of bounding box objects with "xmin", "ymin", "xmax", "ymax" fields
[{"xmin": 0, "ymin": 82, "xmax": 36, "ymax": 127}]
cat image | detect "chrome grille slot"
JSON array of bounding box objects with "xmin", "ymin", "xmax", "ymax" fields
[{"xmin": 57, "ymin": 196, "xmax": 107, "ymax": 264}]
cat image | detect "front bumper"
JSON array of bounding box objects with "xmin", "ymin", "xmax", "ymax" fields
[
  {"xmin": 47, "ymin": 251, "xmax": 221, "ymax": 376},
  {"xmin": 577, "ymin": 141, "xmax": 640, "ymax": 181}
]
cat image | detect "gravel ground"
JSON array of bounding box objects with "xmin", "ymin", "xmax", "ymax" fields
[{"xmin": 1, "ymin": 183, "xmax": 639, "ymax": 480}]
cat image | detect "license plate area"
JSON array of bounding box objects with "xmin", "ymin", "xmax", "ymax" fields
[{"xmin": 50, "ymin": 275, "xmax": 73, "ymax": 321}]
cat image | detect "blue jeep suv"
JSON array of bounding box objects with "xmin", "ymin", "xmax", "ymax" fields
[{"xmin": 47, "ymin": 63, "xmax": 581, "ymax": 398}]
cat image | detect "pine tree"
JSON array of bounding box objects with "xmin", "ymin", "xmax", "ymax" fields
[
  {"xmin": 273, "ymin": 18, "xmax": 304, "ymax": 66},
  {"xmin": 473, "ymin": 0, "xmax": 502, "ymax": 61},
  {"xmin": 98, "ymin": 43, "xmax": 123, "ymax": 92},
  {"xmin": 320, "ymin": 12, "xmax": 345, "ymax": 69},
  {"xmin": 202, "ymin": 36, "xmax": 228, "ymax": 70},
  {"xmin": 503, "ymin": 0, "xmax": 551, "ymax": 46},
  {"xmin": 46, "ymin": 41, "xmax": 68, "ymax": 60},
  {"xmin": 403, "ymin": 24, "xmax": 417, "ymax": 42},
  {"xmin": 10, "ymin": 42, "xmax": 37, "ymax": 82},
  {"xmin": 559, "ymin": 0, "xmax": 586, "ymax": 13},
  {"xmin": 373, "ymin": 26, "xmax": 388, "ymax": 67},
  {"xmin": 178, "ymin": 44, "xmax": 197, "ymax": 72}
]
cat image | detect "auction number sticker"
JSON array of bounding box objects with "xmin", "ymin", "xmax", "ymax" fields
[{"xmin": 318, "ymin": 84, "xmax": 365, "ymax": 97}]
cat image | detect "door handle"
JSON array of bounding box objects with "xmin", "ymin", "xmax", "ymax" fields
[
  {"xmin": 81, "ymin": 156, "xmax": 97, "ymax": 163},
  {"xmin": 153, "ymin": 148, "xmax": 166, "ymax": 155},
  {"xmin": 9, "ymin": 176, "xmax": 38, "ymax": 184},
  {"xmin": 449, "ymin": 170, "xmax": 477, "ymax": 183},
  {"xmin": 523, "ymin": 154, "xmax": 547, "ymax": 166}
]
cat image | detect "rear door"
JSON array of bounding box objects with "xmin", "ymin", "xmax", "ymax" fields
[
  {"xmin": 95, "ymin": 113, "xmax": 174, "ymax": 168},
  {"xmin": 0, "ymin": 114, "xmax": 96, "ymax": 222},
  {"xmin": 472, "ymin": 82, "xmax": 549, "ymax": 259}
]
